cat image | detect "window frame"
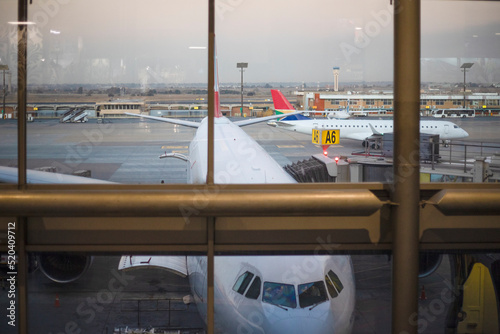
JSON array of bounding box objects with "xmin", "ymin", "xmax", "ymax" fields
[{"xmin": 1, "ymin": 1, "xmax": 500, "ymax": 334}]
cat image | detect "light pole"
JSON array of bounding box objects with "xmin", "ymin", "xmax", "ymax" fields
[
  {"xmin": 0, "ymin": 64, "xmax": 9, "ymax": 120},
  {"xmin": 237, "ymin": 62, "xmax": 248, "ymax": 117},
  {"xmin": 461, "ymin": 62, "xmax": 473, "ymax": 109}
]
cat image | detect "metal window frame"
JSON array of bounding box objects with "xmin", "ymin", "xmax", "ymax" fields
[{"xmin": 1, "ymin": 1, "xmax": 500, "ymax": 334}]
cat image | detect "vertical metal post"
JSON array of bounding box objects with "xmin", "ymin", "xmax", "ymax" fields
[
  {"xmin": 18, "ymin": 0, "xmax": 28, "ymax": 188},
  {"xmin": 207, "ymin": 0, "xmax": 215, "ymax": 185},
  {"xmin": 207, "ymin": 1, "xmax": 215, "ymax": 332},
  {"xmin": 463, "ymin": 68, "xmax": 466, "ymax": 109},
  {"xmin": 236, "ymin": 63, "xmax": 247, "ymax": 117},
  {"xmin": 2, "ymin": 67, "xmax": 6, "ymax": 118},
  {"xmin": 207, "ymin": 216, "xmax": 215, "ymax": 334},
  {"xmin": 240, "ymin": 68, "xmax": 243, "ymax": 116},
  {"xmin": 17, "ymin": 2, "xmax": 29, "ymax": 333},
  {"xmin": 392, "ymin": 0, "xmax": 420, "ymax": 333}
]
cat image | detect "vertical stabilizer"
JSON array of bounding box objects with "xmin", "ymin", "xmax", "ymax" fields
[
  {"xmin": 214, "ymin": 44, "xmax": 222, "ymax": 118},
  {"xmin": 271, "ymin": 89, "xmax": 295, "ymax": 112}
]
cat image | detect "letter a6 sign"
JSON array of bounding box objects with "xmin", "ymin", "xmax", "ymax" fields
[{"xmin": 312, "ymin": 129, "xmax": 340, "ymax": 145}]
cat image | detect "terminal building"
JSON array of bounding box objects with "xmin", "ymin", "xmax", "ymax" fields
[{"xmin": 299, "ymin": 91, "xmax": 500, "ymax": 116}]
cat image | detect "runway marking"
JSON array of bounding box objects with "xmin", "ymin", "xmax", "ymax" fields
[
  {"xmin": 162, "ymin": 145, "xmax": 188, "ymax": 149},
  {"xmin": 172, "ymin": 150, "xmax": 188, "ymax": 154}
]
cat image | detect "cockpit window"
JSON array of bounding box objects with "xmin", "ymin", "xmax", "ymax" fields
[
  {"xmin": 325, "ymin": 270, "xmax": 344, "ymax": 299},
  {"xmin": 263, "ymin": 282, "xmax": 296, "ymax": 308},
  {"xmin": 245, "ymin": 276, "xmax": 261, "ymax": 300},
  {"xmin": 298, "ymin": 281, "xmax": 328, "ymax": 308},
  {"xmin": 454, "ymin": 125, "xmax": 458, "ymax": 128},
  {"xmin": 233, "ymin": 271, "xmax": 254, "ymax": 295}
]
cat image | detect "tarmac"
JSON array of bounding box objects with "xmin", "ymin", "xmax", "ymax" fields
[{"xmin": 1, "ymin": 116, "xmax": 499, "ymax": 333}]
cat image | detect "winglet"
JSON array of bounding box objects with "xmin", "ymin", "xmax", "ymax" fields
[
  {"xmin": 271, "ymin": 89, "xmax": 295, "ymax": 111},
  {"xmin": 368, "ymin": 123, "xmax": 383, "ymax": 135}
]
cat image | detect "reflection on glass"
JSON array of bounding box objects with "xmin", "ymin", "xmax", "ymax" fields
[
  {"xmin": 26, "ymin": 254, "xmax": 206, "ymax": 333},
  {"xmin": 263, "ymin": 282, "xmax": 297, "ymax": 309},
  {"xmin": 419, "ymin": 0, "xmax": 500, "ymax": 184},
  {"xmin": 213, "ymin": 0, "xmax": 396, "ymax": 184},
  {"xmin": 18, "ymin": 0, "xmax": 207, "ymax": 184},
  {"xmin": 0, "ymin": 1, "xmax": 18, "ymax": 183},
  {"xmin": 298, "ymin": 281, "xmax": 328, "ymax": 308}
]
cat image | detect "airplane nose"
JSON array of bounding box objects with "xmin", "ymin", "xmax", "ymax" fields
[{"xmin": 267, "ymin": 316, "xmax": 335, "ymax": 334}]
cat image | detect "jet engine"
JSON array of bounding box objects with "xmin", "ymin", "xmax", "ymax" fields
[
  {"xmin": 38, "ymin": 253, "xmax": 93, "ymax": 283},
  {"xmin": 419, "ymin": 252, "xmax": 442, "ymax": 278}
]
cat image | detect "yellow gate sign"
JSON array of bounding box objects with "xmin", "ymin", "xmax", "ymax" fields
[{"xmin": 312, "ymin": 129, "xmax": 340, "ymax": 145}]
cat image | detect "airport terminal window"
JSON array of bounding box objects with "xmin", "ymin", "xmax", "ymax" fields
[{"xmin": 1, "ymin": 0, "xmax": 500, "ymax": 333}]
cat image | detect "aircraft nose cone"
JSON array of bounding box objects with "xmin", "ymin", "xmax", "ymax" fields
[{"xmin": 267, "ymin": 316, "xmax": 334, "ymax": 334}]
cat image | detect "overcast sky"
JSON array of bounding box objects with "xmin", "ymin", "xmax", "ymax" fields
[{"xmin": 0, "ymin": 0, "xmax": 499, "ymax": 85}]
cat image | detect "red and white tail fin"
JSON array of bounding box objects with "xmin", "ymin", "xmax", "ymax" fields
[
  {"xmin": 271, "ymin": 89, "xmax": 295, "ymax": 111},
  {"xmin": 214, "ymin": 43, "xmax": 222, "ymax": 118}
]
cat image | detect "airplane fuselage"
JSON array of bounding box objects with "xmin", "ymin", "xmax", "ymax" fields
[
  {"xmin": 274, "ymin": 118, "xmax": 469, "ymax": 141},
  {"xmin": 187, "ymin": 255, "xmax": 355, "ymax": 334},
  {"xmin": 184, "ymin": 117, "xmax": 355, "ymax": 333},
  {"xmin": 189, "ymin": 117, "xmax": 296, "ymax": 184}
]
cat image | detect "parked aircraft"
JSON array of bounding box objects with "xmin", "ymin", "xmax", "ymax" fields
[
  {"xmin": 119, "ymin": 52, "xmax": 356, "ymax": 333},
  {"xmin": 270, "ymin": 90, "xmax": 469, "ymax": 148},
  {"xmin": 0, "ymin": 52, "xmax": 357, "ymax": 333}
]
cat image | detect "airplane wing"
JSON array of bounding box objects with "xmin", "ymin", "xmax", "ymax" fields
[
  {"xmin": 0, "ymin": 166, "xmax": 116, "ymax": 184},
  {"xmin": 119, "ymin": 255, "xmax": 188, "ymax": 278},
  {"xmin": 124, "ymin": 112, "xmax": 201, "ymax": 128},
  {"xmin": 234, "ymin": 111, "xmax": 302, "ymax": 127},
  {"xmin": 274, "ymin": 120, "xmax": 298, "ymax": 128}
]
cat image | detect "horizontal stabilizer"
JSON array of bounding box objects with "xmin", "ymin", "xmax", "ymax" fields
[
  {"xmin": 234, "ymin": 110, "xmax": 302, "ymax": 127},
  {"xmin": 119, "ymin": 255, "xmax": 188, "ymax": 278},
  {"xmin": 280, "ymin": 114, "xmax": 311, "ymax": 121}
]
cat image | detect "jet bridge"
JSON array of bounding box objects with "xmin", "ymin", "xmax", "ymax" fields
[{"xmin": 284, "ymin": 154, "xmax": 339, "ymax": 182}]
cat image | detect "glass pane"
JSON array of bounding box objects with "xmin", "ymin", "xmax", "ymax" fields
[
  {"xmin": 232, "ymin": 271, "xmax": 254, "ymax": 294},
  {"xmin": 298, "ymin": 281, "xmax": 328, "ymax": 308},
  {"xmin": 420, "ymin": 0, "xmax": 500, "ymax": 184},
  {"xmin": 0, "ymin": 218, "xmax": 17, "ymax": 334},
  {"xmin": 0, "ymin": 0, "xmax": 18, "ymax": 185},
  {"xmin": 215, "ymin": 0, "xmax": 395, "ymax": 185},
  {"xmin": 24, "ymin": 0, "xmax": 207, "ymax": 184},
  {"xmin": 263, "ymin": 282, "xmax": 297, "ymax": 309},
  {"xmin": 27, "ymin": 254, "xmax": 206, "ymax": 333}
]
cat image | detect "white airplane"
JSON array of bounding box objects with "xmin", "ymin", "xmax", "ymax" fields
[
  {"xmin": 0, "ymin": 53, "xmax": 356, "ymax": 333},
  {"xmin": 270, "ymin": 90, "xmax": 469, "ymax": 148}
]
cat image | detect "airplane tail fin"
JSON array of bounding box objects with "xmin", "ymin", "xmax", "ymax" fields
[
  {"xmin": 214, "ymin": 41, "xmax": 222, "ymax": 118},
  {"xmin": 271, "ymin": 89, "xmax": 295, "ymax": 113}
]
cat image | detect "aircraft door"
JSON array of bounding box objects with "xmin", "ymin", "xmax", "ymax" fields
[{"xmin": 444, "ymin": 124, "xmax": 450, "ymax": 134}]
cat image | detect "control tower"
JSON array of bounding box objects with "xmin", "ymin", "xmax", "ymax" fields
[{"xmin": 333, "ymin": 67, "xmax": 340, "ymax": 92}]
